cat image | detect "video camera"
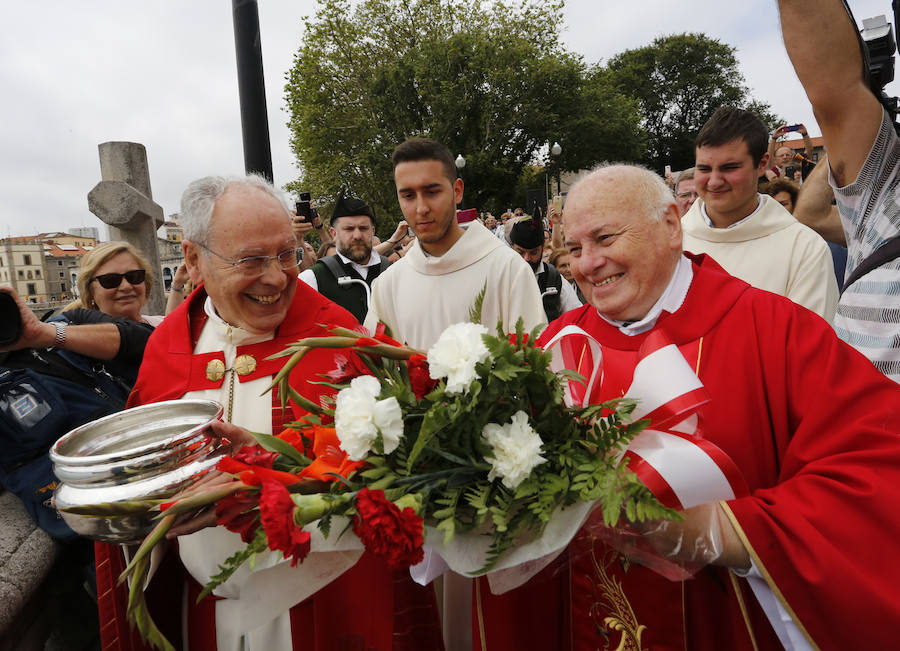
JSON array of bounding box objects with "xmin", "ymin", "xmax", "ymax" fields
[{"xmin": 853, "ymin": 0, "xmax": 900, "ymax": 129}]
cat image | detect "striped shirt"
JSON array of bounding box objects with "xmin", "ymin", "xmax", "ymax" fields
[{"xmin": 831, "ymin": 109, "xmax": 900, "ymax": 384}]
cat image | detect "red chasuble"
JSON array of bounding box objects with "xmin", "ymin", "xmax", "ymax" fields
[
  {"xmin": 95, "ymin": 280, "xmax": 444, "ymax": 651},
  {"xmin": 475, "ymin": 254, "xmax": 900, "ymax": 651}
]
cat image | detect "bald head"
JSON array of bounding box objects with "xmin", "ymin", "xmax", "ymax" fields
[
  {"xmin": 562, "ymin": 164, "xmax": 684, "ymax": 322},
  {"xmin": 564, "ymin": 164, "xmax": 678, "ymax": 228}
]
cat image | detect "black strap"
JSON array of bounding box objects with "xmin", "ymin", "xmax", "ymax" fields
[
  {"xmin": 842, "ymin": 234, "xmax": 900, "ymax": 292},
  {"xmin": 321, "ymin": 255, "xmax": 349, "ymax": 282},
  {"xmin": 321, "ymin": 254, "xmax": 389, "ymax": 285}
]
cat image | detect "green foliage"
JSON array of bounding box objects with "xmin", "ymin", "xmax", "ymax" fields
[
  {"xmin": 468, "ymin": 284, "xmax": 487, "ymax": 326},
  {"xmin": 606, "ymin": 33, "xmax": 781, "ymax": 172},
  {"xmin": 284, "ymin": 0, "xmax": 644, "ymax": 230}
]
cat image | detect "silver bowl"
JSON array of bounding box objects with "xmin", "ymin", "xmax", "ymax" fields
[{"xmin": 51, "ymin": 399, "xmax": 226, "ymax": 543}]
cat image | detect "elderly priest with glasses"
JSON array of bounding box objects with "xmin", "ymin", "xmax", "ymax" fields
[{"xmin": 94, "ymin": 174, "xmax": 443, "ymax": 651}]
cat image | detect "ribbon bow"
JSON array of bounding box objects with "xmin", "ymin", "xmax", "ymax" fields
[{"xmin": 544, "ymin": 326, "xmax": 748, "ymax": 510}]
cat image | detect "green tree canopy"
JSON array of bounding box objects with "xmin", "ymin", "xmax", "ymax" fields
[
  {"xmin": 606, "ymin": 33, "xmax": 780, "ymax": 173},
  {"xmin": 285, "ymin": 0, "xmax": 644, "ymax": 233}
]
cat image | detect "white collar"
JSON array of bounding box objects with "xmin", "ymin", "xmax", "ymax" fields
[
  {"xmin": 701, "ymin": 194, "xmax": 763, "ymax": 229},
  {"xmin": 597, "ymin": 255, "xmax": 693, "ymax": 336},
  {"xmin": 335, "ymin": 250, "xmax": 382, "ymax": 279}
]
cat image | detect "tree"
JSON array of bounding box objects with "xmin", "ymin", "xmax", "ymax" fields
[
  {"xmin": 606, "ymin": 33, "xmax": 780, "ymax": 173},
  {"xmin": 284, "ymin": 0, "xmax": 644, "ymax": 233}
]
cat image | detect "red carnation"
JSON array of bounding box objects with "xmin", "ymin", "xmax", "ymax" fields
[
  {"xmin": 352, "ymin": 488, "xmax": 424, "ymax": 569},
  {"xmin": 215, "ymin": 490, "xmax": 260, "ymax": 543},
  {"xmin": 407, "ymin": 354, "xmax": 438, "ymax": 400},
  {"xmin": 259, "ymin": 481, "xmax": 311, "ymax": 566}
]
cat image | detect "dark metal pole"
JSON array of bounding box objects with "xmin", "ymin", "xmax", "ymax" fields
[{"xmin": 232, "ymin": 0, "xmax": 273, "ymax": 182}]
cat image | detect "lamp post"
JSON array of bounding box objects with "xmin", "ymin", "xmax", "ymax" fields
[
  {"xmin": 550, "ymin": 142, "xmax": 562, "ymax": 196},
  {"xmin": 455, "ymin": 153, "xmax": 466, "ymax": 209}
]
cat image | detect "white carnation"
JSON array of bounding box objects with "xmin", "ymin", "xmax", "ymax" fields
[
  {"xmin": 373, "ymin": 396, "xmax": 404, "ymax": 454},
  {"xmin": 349, "ymin": 374, "xmax": 382, "ymax": 400},
  {"xmin": 482, "ymin": 410, "xmax": 547, "ymax": 490},
  {"xmin": 427, "ymin": 322, "xmax": 492, "ymax": 393},
  {"xmin": 335, "ymin": 376, "xmax": 404, "ymax": 460}
]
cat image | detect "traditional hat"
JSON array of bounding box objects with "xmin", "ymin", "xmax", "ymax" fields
[
  {"xmin": 508, "ymin": 215, "xmax": 543, "ymax": 249},
  {"xmin": 332, "ymin": 191, "xmax": 375, "ymax": 223}
]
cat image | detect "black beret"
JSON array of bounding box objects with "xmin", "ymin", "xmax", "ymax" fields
[
  {"xmin": 508, "ymin": 216, "xmax": 543, "ymax": 249},
  {"xmin": 332, "ymin": 191, "xmax": 375, "ymax": 223}
]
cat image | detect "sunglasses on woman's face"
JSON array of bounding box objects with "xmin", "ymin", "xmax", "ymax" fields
[{"xmin": 92, "ymin": 269, "xmax": 147, "ymax": 289}]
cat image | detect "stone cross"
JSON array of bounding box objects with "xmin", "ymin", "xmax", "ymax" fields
[{"xmin": 87, "ymin": 142, "xmax": 166, "ymax": 315}]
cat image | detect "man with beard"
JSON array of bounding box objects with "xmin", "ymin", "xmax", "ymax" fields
[
  {"xmin": 508, "ymin": 215, "xmax": 581, "ymax": 322},
  {"xmin": 299, "ymin": 192, "xmax": 389, "ymax": 323}
]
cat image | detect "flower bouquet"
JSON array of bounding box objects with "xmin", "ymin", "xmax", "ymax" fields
[{"xmin": 115, "ymin": 309, "xmax": 677, "ymax": 650}]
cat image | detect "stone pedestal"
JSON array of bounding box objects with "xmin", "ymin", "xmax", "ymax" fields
[
  {"xmin": 0, "ymin": 492, "xmax": 60, "ymax": 650},
  {"xmin": 87, "ymin": 142, "xmax": 166, "ymax": 315}
]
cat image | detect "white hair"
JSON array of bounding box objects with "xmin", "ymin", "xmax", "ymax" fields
[
  {"xmin": 567, "ymin": 162, "xmax": 676, "ymax": 223},
  {"xmin": 179, "ymin": 174, "xmax": 289, "ymax": 244}
]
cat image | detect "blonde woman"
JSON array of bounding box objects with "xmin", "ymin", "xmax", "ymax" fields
[{"xmin": 72, "ymin": 241, "xmax": 188, "ymax": 323}]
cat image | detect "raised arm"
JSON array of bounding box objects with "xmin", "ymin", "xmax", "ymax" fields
[
  {"xmin": 777, "ymin": 0, "xmax": 883, "ymax": 186},
  {"xmin": 793, "ymin": 156, "xmax": 847, "ymax": 245},
  {"xmin": 0, "ymin": 287, "xmax": 122, "ymax": 359}
]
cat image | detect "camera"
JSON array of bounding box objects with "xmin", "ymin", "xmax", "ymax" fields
[
  {"xmin": 0, "ymin": 292, "xmax": 23, "ymax": 346},
  {"xmin": 785, "ymin": 165, "xmax": 797, "ymax": 178},
  {"xmin": 295, "ymin": 192, "xmax": 312, "ymax": 222},
  {"xmin": 859, "ymin": 12, "xmax": 899, "ymax": 129},
  {"xmin": 784, "ymin": 124, "xmax": 802, "ymax": 133}
]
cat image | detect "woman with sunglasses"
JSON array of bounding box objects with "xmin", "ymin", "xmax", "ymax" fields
[{"xmin": 71, "ymin": 241, "xmax": 167, "ymax": 324}]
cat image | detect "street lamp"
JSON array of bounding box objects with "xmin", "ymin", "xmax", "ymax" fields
[
  {"xmin": 550, "ymin": 142, "xmax": 562, "ymax": 195},
  {"xmin": 455, "ymin": 154, "xmax": 466, "ymax": 209}
]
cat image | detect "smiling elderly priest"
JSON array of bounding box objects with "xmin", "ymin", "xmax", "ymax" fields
[
  {"xmin": 94, "ymin": 174, "xmax": 443, "ymax": 651},
  {"xmin": 475, "ymin": 164, "xmax": 900, "ymax": 651}
]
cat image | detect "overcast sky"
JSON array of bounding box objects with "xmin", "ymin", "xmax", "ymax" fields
[{"xmin": 1, "ymin": 0, "xmax": 894, "ymax": 238}]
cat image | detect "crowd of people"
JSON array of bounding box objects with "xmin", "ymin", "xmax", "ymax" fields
[{"xmin": 1, "ymin": 1, "xmax": 900, "ymax": 649}]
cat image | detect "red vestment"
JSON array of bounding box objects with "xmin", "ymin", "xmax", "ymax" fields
[
  {"xmin": 95, "ymin": 280, "xmax": 444, "ymax": 651},
  {"xmin": 475, "ymin": 254, "xmax": 900, "ymax": 650}
]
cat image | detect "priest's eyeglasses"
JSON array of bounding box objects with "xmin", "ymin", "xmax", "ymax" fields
[{"xmin": 196, "ymin": 242, "xmax": 301, "ymax": 275}]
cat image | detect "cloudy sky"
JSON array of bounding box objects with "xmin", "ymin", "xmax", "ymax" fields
[{"xmin": 1, "ymin": 0, "xmax": 893, "ymax": 237}]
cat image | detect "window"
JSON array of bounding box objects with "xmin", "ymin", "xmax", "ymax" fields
[
  {"xmin": 35, "ymin": 270, "xmax": 40, "ymax": 278},
  {"xmin": 57, "ymin": 260, "xmax": 63, "ymax": 266},
  {"xmin": 27, "ymin": 270, "xmax": 33, "ymax": 279},
  {"xmin": 59, "ymin": 271, "xmax": 64, "ymax": 278},
  {"xmin": 27, "ymin": 283, "xmax": 36, "ymax": 295},
  {"xmin": 23, "ymin": 254, "xmax": 31, "ymax": 265},
  {"xmin": 18, "ymin": 270, "xmax": 23, "ymax": 279}
]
